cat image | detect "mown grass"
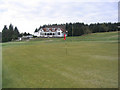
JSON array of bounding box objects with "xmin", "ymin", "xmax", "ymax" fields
[
  {"xmin": 0, "ymin": 43, "xmax": 2, "ymax": 89},
  {"xmin": 2, "ymin": 31, "xmax": 118, "ymax": 88}
]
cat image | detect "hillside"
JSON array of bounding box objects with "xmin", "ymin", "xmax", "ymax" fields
[
  {"xmin": 27, "ymin": 31, "xmax": 119, "ymax": 42},
  {"xmin": 2, "ymin": 31, "xmax": 118, "ymax": 88},
  {"xmin": 69, "ymin": 31, "xmax": 119, "ymax": 41},
  {"xmin": 2, "ymin": 31, "xmax": 118, "ymax": 47}
]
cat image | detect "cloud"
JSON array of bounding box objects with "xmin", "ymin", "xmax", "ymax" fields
[{"xmin": 0, "ymin": 0, "xmax": 118, "ymax": 34}]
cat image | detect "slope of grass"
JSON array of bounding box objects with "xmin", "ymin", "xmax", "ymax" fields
[
  {"xmin": 70, "ymin": 31, "xmax": 118, "ymax": 41},
  {"xmin": 2, "ymin": 31, "xmax": 118, "ymax": 88},
  {"xmin": 2, "ymin": 31, "xmax": 118, "ymax": 47},
  {"xmin": 29, "ymin": 31, "xmax": 119, "ymax": 42}
]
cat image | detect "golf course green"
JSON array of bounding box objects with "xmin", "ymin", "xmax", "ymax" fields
[{"xmin": 2, "ymin": 31, "xmax": 118, "ymax": 88}]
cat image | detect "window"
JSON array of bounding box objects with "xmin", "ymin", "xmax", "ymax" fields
[
  {"xmin": 58, "ymin": 32, "xmax": 60, "ymax": 35},
  {"xmin": 57, "ymin": 28, "xmax": 61, "ymax": 31},
  {"xmin": 45, "ymin": 33, "xmax": 46, "ymax": 35},
  {"xmin": 40, "ymin": 32, "xmax": 42, "ymax": 35},
  {"xmin": 53, "ymin": 33, "xmax": 55, "ymax": 35},
  {"xmin": 52, "ymin": 28, "xmax": 55, "ymax": 31},
  {"xmin": 50, "ymin": 33, "xmax": 52, "ymax": 35},
  {"xmin": 47, "ymin": 28, "xmax": 49, "ymax": 32}
]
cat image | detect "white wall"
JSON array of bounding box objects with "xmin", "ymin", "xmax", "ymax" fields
[{"xmin": 34, "ymin": 28, "xmax": 66, "ymax": 37}]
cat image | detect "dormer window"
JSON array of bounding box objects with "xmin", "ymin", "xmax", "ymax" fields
[
  {"xmin": 49, "ymin": 30, "xmax": 51, "ymax": 32},
  {"xmin": 46, "ymin": 28, "xmax": 49, "ymax": 32},
  {"xmin": 57, "ymin": 28, "xmax": 62, "ymax": 32},
  {"xmin": 58, "ymin": 28, "xmax": 60, "ymax": 30},
  {"xmin": 52, "ymin": 28, "xmax": 55, "ymax": 31}
]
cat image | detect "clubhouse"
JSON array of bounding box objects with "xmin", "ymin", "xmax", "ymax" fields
[{"xmin": 34, "ymin": 28, "xmax": 67, "ymax": 38}]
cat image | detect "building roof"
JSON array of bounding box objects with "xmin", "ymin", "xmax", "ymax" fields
[{"xmin": 41, "ymin": 28, "xmax": 66, "ymax": 32}]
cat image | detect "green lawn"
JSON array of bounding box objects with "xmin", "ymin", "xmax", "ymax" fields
[{"xmin": 2, "ymin": 31, "xmax": 118, "ymax": 88}]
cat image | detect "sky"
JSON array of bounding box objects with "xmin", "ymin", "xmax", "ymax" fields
[{"xmin": 0, "ymin": 0, "xmax": 119, "ymax": 34}]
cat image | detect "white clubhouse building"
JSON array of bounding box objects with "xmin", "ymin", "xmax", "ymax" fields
[{"xmin": 34, "ymin": 28, "xmax": 67, "ymax": 38}]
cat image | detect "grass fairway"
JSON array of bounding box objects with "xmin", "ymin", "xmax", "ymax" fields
[{"xmin": 2, "ymin": 31, "xmax": 118, "ymax": 88}]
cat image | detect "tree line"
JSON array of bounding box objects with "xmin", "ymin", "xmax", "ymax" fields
[
  {"xmin": 2, "ymin": 24, "xmax": 20, "ymax": 42},
  {"xmin": 1, "ymin": 22, "xmax": 119, "ymax": 42},
  {"xmin": 35, "ymin": 22, "xmax": 119, "ymax": 36},
  {"xmin": 66, "ymin": 22, "xmax": 118, "ymax": 36},
  {"xmin": 2, "ymin": 24, "xmax": 31, "ymax": 42}
]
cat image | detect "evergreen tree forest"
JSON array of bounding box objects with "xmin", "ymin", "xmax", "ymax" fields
[{"xmin": 2, "ymin": 24, "xmax": 20, "ymax": 42}]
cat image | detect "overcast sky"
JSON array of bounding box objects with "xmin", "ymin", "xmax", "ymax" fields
[{"xmin": 0, "ymin": 0, "xmax": 118, "ymax": 34}]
